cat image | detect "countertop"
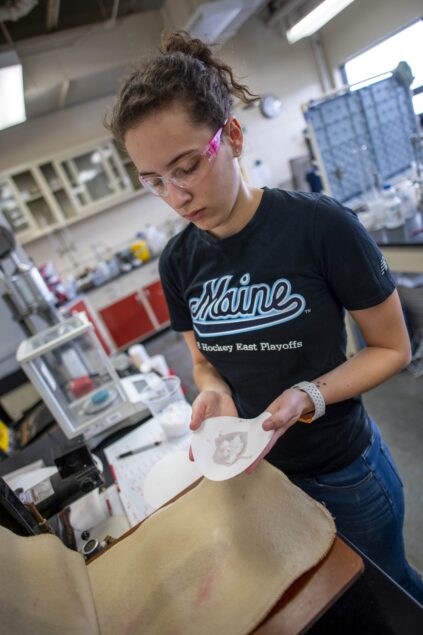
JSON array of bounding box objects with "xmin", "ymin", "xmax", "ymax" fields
[
  {"xmin": 75, "ymin": 259, "xmax": 161, "ymax": 312},
  {"xmin": 78, "ymin": 256, "xmax": 160, "ymax": 295},
  {"xmin": 369, "ymin": 210, "xmax": 423, "ymax": 247}
]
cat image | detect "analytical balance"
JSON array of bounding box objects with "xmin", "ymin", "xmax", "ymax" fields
[{"xmin": 16, "ymin": 313, "xmax": 148, "ymax": 441}]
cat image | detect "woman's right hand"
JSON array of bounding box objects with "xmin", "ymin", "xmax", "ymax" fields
[{"xmin": 188, "ymin": 391, "xmax": 238, "ymax": 462}]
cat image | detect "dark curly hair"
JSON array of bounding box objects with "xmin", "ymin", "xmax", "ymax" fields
[{"xmin": 105, "ymin": 31, "xmax": 259, "ymax": 148}]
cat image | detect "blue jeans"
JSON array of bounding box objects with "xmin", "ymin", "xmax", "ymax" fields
[{"xmin": 291, "ymin": 418, "xmax": 423, "ymax": 605}]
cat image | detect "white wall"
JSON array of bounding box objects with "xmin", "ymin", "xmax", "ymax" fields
[
  {"xmin": 25, "ymin": 193, "xmax": 176, "ymax": 277},
  {"xmin": 221, "ymin": 16, "xmax": 321, "ymax": 187},
  {"xmin": 319, "ymin": 0, "xmax": 422, "ymax": 85}
]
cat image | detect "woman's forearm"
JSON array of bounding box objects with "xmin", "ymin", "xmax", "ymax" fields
[
  {"xmin": 309, "ymin": 293, "xmax": 411, "ymax": 408},
  {"xmin": 312, "ymin": 345, "xmax": 410, "ymax": 406},
  {"xmin": 194, "ymin": 345, "xmax": 409, "ymax": 410},
  {"xmin": 264, "ymin": 344, "xmax": 410, "ymax": 431}
]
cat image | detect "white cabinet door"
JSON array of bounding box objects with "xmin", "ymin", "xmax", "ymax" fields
[
  {"xmin": 10, "ymin": 168, "xmax": 61, "ymax": 233},
  {"xmin": 0, "ymin": 137, "xmax": 147, "ymax": 244},
  {"xmin": 0, "ymin": 178, "xmax": 37, "ymax": 242}
]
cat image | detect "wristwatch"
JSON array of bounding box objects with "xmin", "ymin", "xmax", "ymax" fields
[{"xmin": 291, "ymin": 381, "xmax": 326, "ymax": 423}]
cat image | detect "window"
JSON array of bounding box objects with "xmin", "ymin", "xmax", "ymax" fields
[{"xmin": 341, "ymin": 19, "xmax": 423, "ymax": 115}]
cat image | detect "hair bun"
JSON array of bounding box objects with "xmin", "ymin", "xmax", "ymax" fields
[{"xmin": 160, "ymin": 30, "xmax": 213, "ymax": 65}]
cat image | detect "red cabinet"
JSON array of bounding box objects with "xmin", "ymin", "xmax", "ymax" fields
[
  {"xmin": 143, "ymin": 280, "xmax": 170, "ymax": 325},
  {"xmin": 99, "ymin": 292, "xmax": 155, "ymax": 349}
]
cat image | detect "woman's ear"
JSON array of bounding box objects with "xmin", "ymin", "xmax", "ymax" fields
[{"xmin": 225, "ymin": 116, "xmax": 243, "ymax": 157}]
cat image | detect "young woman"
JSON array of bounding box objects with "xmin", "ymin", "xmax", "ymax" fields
[{"xmin": 107, "ymin": 31, "xmax": 423, "ymax": 603}]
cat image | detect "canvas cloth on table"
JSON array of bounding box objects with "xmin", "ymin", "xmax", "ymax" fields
[
  {"xmin": 0, "ymin": 523, "xmax": 100, "ymax": 635},
  {"xmin": 0, "ymin": 461, "xmax": 335, "ymax": 635}
]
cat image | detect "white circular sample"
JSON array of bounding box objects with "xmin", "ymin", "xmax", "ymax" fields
[
  {"xmin": 191, "ymin": 412, "xmax": 273, "ymax": 481},
  {"xmin": 143, "ymin": 451, "xmax": 202, "ymax": 511}
]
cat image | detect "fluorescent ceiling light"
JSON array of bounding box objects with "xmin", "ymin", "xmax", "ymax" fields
[
  {"xmin": 287, "ymin": 0, "xmax": 355, "ymax": 44},
  {"xmin": 0, "ymin": 51, "xmax": 26, "ymax": 131}
]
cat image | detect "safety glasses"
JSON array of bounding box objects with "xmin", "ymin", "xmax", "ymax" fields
[{"xmin": 138, "ymin": 122, "xmax": 226, "ymax": 197}]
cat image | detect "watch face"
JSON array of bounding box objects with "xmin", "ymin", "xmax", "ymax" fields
[{"xmin": 260, "ymin": 94, "xmax": 282, "ymax": 118}]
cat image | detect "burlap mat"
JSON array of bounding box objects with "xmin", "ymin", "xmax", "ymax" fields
[
  {"xmin": 89, "ymin": 461, "xmax": 335, "ymax": 635},
  {"xmin": 0, "ymin": 461, "xmax": 335, "ymax": 635},
  {"xmin": 0, "ymin": 523, "xmax": 100, "ymax": 634}
]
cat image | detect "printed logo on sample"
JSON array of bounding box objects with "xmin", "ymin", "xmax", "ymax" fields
[{"xmin": 189, "ymin": 273, "xmax": 306, "ymax": 337}]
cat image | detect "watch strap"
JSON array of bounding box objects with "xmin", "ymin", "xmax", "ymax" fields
[{"xmin": 292, "ymin": 381, "xmax": 326, "ymax": 423}]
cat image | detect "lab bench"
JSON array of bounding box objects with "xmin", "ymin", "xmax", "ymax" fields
[{"xmin": 369, "ymin": 210, "xmax": 423, "ymax": 272}]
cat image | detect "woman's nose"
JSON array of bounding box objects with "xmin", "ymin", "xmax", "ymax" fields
[{"xmin": 166, "ymin": 182, "xmax": 193, "ymax": 209}]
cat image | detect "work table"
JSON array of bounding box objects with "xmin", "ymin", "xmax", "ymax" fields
[
  {"xmin": 369, "ymin": 210, "xmax": 423, "ymax": 273},
  {"xmin": 369, "ymin": 210, "xmax": 423, "ymax": 248}
]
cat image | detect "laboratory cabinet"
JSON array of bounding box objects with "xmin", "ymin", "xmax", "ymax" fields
[
  {"xmin": 142, "ymin": 280, "xmax": 170, "ymax": 326},
  {"xmin": 86, "ymin": 261, "xmax": 171, "ymax": 350},
  {"xmin": 0, "ymin": 180, "xmax": 34, "ymax": 243},
  {"xmin": 0, "ymin": 139, "xmax": 145, "ymax": 245},
  {"xmin": 99, "ymin": 291, "xmax": 157, "ymax": 348},
  {"xmin": 0, "ymin": 170, "xmax": 60, "ymax": 242},
  {"xmin": 98, "ymin": 282, "xmax": 171, "ymax": 349}
]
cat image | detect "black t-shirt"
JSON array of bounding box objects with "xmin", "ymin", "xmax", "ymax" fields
[{"xmin": 159, "ymin": 189, "xmax": 396, "ymax": 477}]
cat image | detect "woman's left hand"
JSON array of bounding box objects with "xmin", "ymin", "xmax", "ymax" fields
[{"xmin": 245, "ymin": 388, "xmax": 313, "ymax": 474}]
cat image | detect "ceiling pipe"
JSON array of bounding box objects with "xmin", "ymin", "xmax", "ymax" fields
[
  {"xmin": 46, "ymin": 0, "xmax": 61, "ymax": 31},
  {"xmin": 109, "ymin": 0, "xmax": 120, "ymax": 26},
  {"xmin": 0, "ymin": 21, "xmax": 13, "ymax": 45},
  {"xmin": 57, "ymin": 78, "xmax": 70, "ymax": 109},
  {"xmin": 309, "ymin": 32, "xmax": 334, "ymax": 92}
]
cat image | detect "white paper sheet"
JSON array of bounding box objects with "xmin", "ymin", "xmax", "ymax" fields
[
  {"xmin": 143, "ymin": 451, "xmax": 201, "ymax": 511},
  {"xmin": 104, "ymin": 417, "xmax": 192, "ymax": 526}
]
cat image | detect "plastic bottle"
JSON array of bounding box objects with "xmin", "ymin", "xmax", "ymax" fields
[
  {"xmin": 365, "ymin": 195, "xmax": 385, "ymax": 230},
  {"xmin": 381, "ymin": 184, "xmax": 404, "ymax": 229},
  {"xmin": 131, "ymin": 232, "xmax": 151, "ymax": 262},
  {"xmin": 396, "ymin": 180, "xmax": 417, "ymax": 219},
  {"xmin": 144, "ymin": 224, "xmax": 168, "ymax": 256}
]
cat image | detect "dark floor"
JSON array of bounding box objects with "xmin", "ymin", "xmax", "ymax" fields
[
  {"xmin": 144, "ymin": 329, "xmax": 423, "ymax": 574},
  {"xmin": 363, "ymin": 371, "xmax": 423, "ymax": 574}
]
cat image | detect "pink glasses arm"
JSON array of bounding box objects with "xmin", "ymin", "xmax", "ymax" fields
[{"xmin": 205, "ymin": 126, "xmax": 224, "ymax": 159}]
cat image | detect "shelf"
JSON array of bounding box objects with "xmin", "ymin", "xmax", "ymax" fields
[
  {"xmin": 21, "ymin": 193, "xmax": 44, "ymax": 203},
  {"xmin": 53, "ymin": 188, "xmax": 77, "ymax": 220}
]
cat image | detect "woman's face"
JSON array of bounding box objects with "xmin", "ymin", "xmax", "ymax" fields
[{"xmin": 124, "ymin": 103, "xmax": 243, "ymax": 235}]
